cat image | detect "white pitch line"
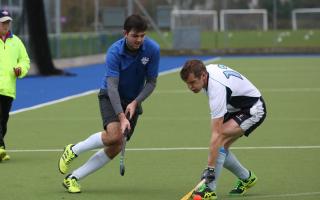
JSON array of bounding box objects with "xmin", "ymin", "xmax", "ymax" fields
[
  {"xmin": 8, "ymin": 55, "xmax": 319, "ymax": 116},
  {"xmin": 11, "ymin": 90, "xmax": 98, "ymax": 115},
  {"xmin": 11, "ymin": 57, "xmax": 220, "ymax": 115},
  {"xmin": 223, "ymin": 191, "xmax": 320, "ymax": 200},
  {"xmin": 6, "ymin": 145, "xmax": 320, "ymax": 153},
  {"xmin": 9, "ymin": 56, "xmax": 319, "ymax": 115}
]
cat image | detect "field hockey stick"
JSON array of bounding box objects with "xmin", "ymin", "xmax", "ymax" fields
[
  {"xmin": 120, "ymin": 113, "xmax": 130, "ymax": 176},
  {"xmin": 180, "ymin": 179, "xmax": 205, "ymax": 200}
]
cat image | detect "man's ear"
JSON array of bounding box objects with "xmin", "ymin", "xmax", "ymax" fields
[
  {"xmin": 123, "ymin": 30, "xmax": 128, "ymax": 37},
  {"xmin": 201, "ymin": 72, "xmax": 207, "ymax": 79}
]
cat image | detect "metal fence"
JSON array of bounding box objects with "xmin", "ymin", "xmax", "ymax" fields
[{"xmin": 1, "ymin": 0, "xmax": 320, "ymax": 58}]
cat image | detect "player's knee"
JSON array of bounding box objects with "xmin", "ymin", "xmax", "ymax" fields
[
  {"xmin": 105, "ymin": 144, "xmax": 122, "ymax": 158},
  {"xmin": 102, "ymin": 130, "xmax": 123, "ymax": 146}
]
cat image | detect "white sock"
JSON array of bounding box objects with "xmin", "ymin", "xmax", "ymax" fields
[
  {"xmin": 72, "ymin": 149, "xmax": 111, "ymax": 180},
  {"xmin": 223, "ymin": 151, "xmax": 250, "ymax": 180},
  {"xmin": 208, "ymin": 147, "xmax": 227, "ymax": 191},
  {"xmin": 72, "ymin": 132, "xmax": 104, "ymax": 155}
]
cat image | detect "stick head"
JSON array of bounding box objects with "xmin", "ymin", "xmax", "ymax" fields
[{"xmin": 120, "ymin": 164, "xmax": 125, "ymax": 176}]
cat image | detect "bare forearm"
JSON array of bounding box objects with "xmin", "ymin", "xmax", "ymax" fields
[
  {"xmin": 207, "ymin": 131, "xmax": 221, "ymax": 167},
  {"xmin": 208, "ymin": 117, "xmax": 224, "ymax": 167}
]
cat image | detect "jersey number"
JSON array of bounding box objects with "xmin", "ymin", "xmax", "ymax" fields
[
  {"xmin": 223, "ymin": 71, "xmax": 243, "ymax": 79},
  {"xmin": 218, "ymin": 64, "xmax": 243, "ymax": 79}
]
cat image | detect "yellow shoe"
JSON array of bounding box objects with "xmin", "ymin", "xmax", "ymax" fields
[
  {"xmin": 0, "ymin": 147, "xmax": 10, "ymax": 161},
  {"xmin": 62, "ymin": 175, "xmax": 81, "ymax": 193},
  {"xmin": 58, "ymin": 144, "xmax": 77, "ymax": 174},
  {"xmin": 192, "ymin": 183, "xmax": 218, "ymax": 200},
  {"xmin": 229, "ymin": 171, "xmax": 258, "ymax": 195},
  {"xmin": 0, "ymin": 148, "xmax": 6, "ymax": 162},
  {"xmin": 2, "ymin": 154, "xmax": 10, "ymax": 161}
]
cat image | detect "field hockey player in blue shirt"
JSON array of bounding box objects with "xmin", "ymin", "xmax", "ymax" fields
[{"xmin": 58, "ymin": 14, "xmax": 160, "ymax": 193}]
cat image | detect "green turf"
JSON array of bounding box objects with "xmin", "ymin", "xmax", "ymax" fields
[
  {"xmin": 2, "ymin": 56, "xmax": 320, "ymax": 199},
  {"xmin": 48, "ymin": 30, "xmax": 320, "ymax": 58},
  {"xmin": 149, "ymin": 30, "xmax": 320, "ymax": 49}
]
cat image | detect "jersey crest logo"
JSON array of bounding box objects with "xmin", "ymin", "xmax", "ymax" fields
[{"xmin": 141, "ymin": 57, "xmax": 149, "ymax": 65}]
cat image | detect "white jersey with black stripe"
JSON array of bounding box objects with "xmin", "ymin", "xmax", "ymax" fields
[{"xmin": 205, "ymin": 64, "xmax": 261, "ymax": 119}]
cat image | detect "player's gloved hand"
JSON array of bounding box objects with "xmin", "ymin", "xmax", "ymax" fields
[{"xmin": 201, "ymin": 167, "xmax": 215, "ymax": 184}]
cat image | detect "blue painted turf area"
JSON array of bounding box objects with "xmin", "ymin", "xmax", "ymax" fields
[{"xmin": 13, "ymin": 56, "xmax": 214, "ymax": 111}]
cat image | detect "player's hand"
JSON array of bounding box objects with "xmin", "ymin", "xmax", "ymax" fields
[
  {"xmin": 118, "ymin": 113, "xmax": 131, "ymax": 134},
  {"xmin": 13, "ymin": 67, "xmax": 22, "ymax": 77},
  {"xmin": 125, "ymin": 100, "xmax": 138, "ymax": 119},
  {"xmin": 201, "ymin": 167, "xmax": 215, "ymax": 184}
]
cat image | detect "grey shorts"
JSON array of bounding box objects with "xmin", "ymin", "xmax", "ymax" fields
[
  {"xmin": 223, "ymin": 97, "xmax": 267, "ymax": 136},
  {"xmin": 98, "ymin": 89, "xmax": 143, "ymax": 141}
]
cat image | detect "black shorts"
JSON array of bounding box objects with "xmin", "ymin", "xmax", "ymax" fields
[
  {"xmin": 98, "ymin": 89, "xmax": 143, "ymax": 141},
  {"xmin": 223, "ymin": 97, "xmax": 267, "ymax": 136}
]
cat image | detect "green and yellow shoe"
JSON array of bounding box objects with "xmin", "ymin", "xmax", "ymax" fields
[
  {"xmin": 0, "ymin": 146, "xmax": 10, "ymax": 162},
  {"xmin": 229, "ymin": 171, "xmax": 258, "ymax": 195},
  {"xmin": 62, "ymin": 175, "xmax": 81, "ymax": 193},
  {"xmin": 2, "ymin": 154, "xmax": 10, "ymax": 161},
  {"xmin": 58, "ymin": 144, "xmax": 77, "ymax": 174},
  {"xmin": 192, "ymin": 183, "xmax": 217, "ymax": 200}
]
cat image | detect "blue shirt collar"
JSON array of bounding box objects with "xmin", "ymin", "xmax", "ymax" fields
[{"xmin": 119, "ymin": 37, "xmax": 146, "ymax": 56}]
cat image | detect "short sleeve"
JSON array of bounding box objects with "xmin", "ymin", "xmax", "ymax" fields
[
  {"xmin": 208, "ymin": 80, "xmax": 228, "ymax": 119},
  {"xmin": 105, "ymin": 48, "xmax": 121, "ymax": 77},
  {"xmin": 147, "ymin": 45, "xmax": 160, "ymax": 78}
]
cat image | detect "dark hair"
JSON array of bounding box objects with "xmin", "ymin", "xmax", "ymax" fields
[
  {"xmin": 180, "ymin": 59, "xmax": 207, "ymax": 81},
  {"xmin": 124, "ymin": 14, "xmax": 148, "ymax": 32}
]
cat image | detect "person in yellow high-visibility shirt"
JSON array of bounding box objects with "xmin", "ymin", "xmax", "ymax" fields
[{"xmin": 0, "ymin": 9, "xmax": 30, "ymax": 161}]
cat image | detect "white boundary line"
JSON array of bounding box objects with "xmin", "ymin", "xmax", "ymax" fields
[
  {"xmin": 11, "ymin": 90, "xmax": 99, "ymax": 115},
  {"xmin": 9, "ymin": 55, "xmax": 320, "ymax": 116},
  {"xmin": 11, "ymin": 57, "xmax": 221, "ymax": 115},
  {"xmin": 6, "ymin": 145, "xmax": 320, "ymax": 153},
  {"xmin": 10, "ymin": 56, "xmax": 319, "ymax": 115}
]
